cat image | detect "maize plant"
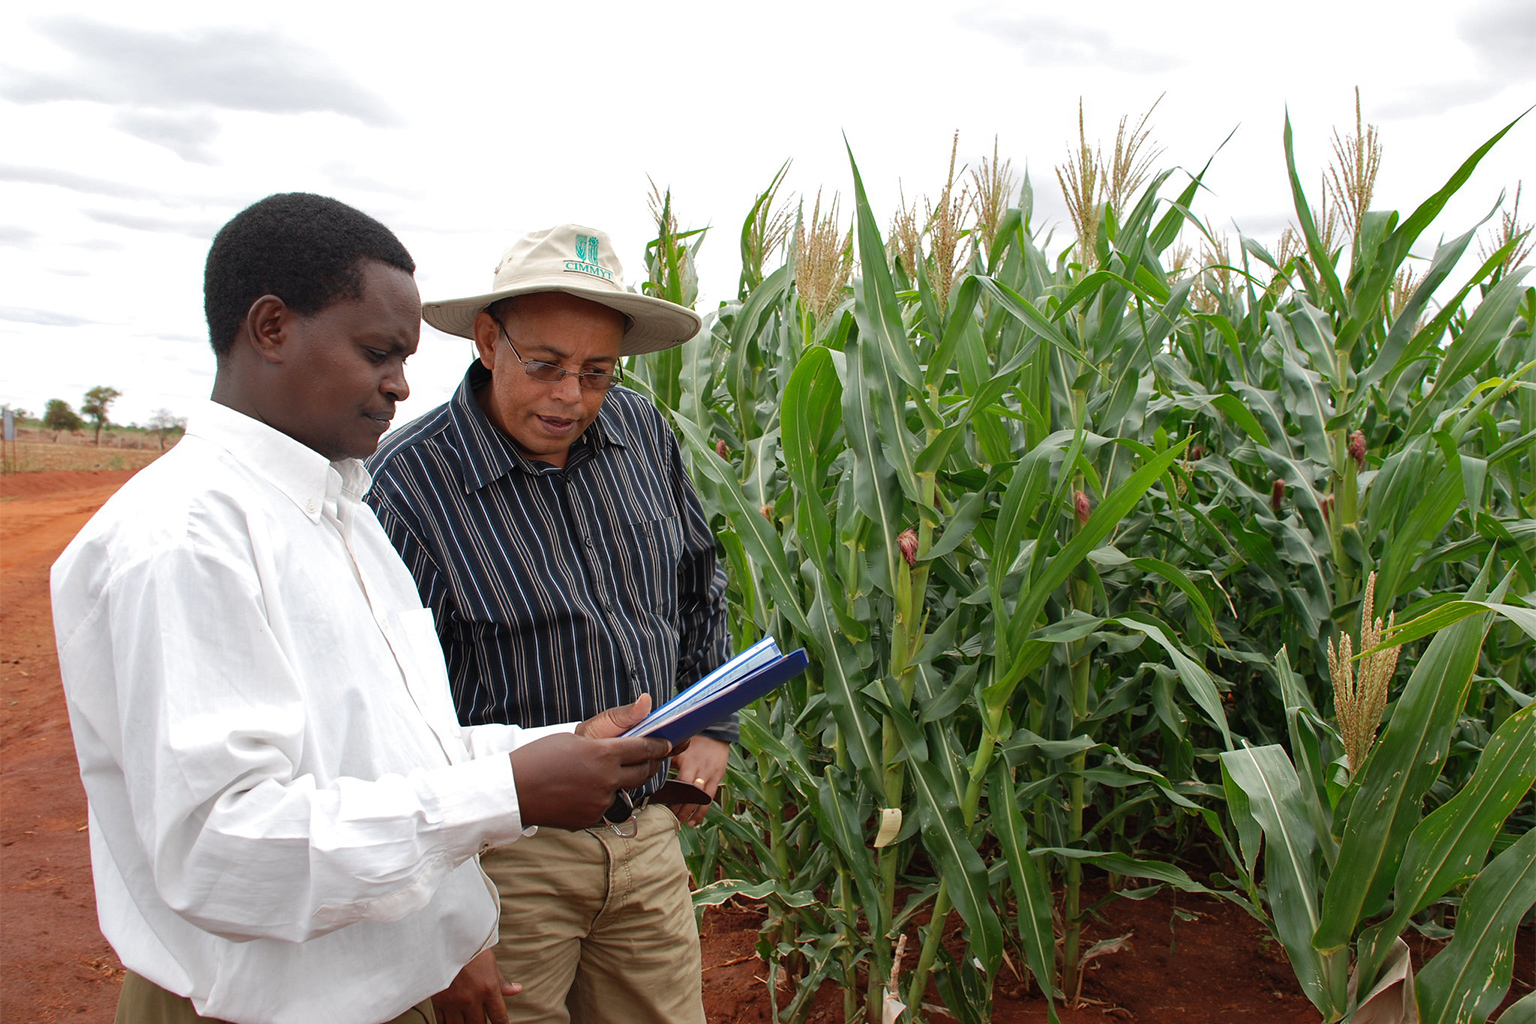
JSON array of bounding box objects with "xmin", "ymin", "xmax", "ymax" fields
[
  {"xmin": 627, "ymin": 103, "xmax": 1533, "ymax": 1023},
  {"xmin": 1222, "ymin": 568, "xmax": 1535, "ymax": 1023},
  {"xmin": 634, "ymin": 154, "xmax": 1241, "ymax": 1022}
]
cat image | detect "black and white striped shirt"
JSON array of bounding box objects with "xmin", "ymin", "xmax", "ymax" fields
[{"xmin": 364, "ymin": 364, "xmax": 735, "ymax": 783}]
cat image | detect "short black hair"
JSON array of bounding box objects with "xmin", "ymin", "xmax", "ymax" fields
[
  {"xmin": 204, "ymin": 193, "xmax": 416, "ymax": 355},
  {"xmin": 484, "ymin": 295, "xmax": 519, "ymax": 323}
]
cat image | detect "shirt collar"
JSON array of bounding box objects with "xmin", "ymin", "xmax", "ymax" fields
[
  {"xmin": 447, "ymin": 362, "xmax": 633, "ymax": 493},
  {"xmin": 186, "ymin": 400, "xmax": 369, "ymax": 522}
]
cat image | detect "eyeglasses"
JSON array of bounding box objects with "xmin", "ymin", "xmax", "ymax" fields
[{"xmin": 496, "ymin": 321, "xmax": 622, "ymax": 392}]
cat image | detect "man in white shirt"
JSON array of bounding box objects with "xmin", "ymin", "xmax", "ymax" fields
[{"xmin": 50, "ymin": 193, "xmax": 672, "ymax": 1024}]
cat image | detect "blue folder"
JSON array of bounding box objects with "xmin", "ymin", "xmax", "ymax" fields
[{"xmin": 625, "ymin": 648, "xmax": 809, "ymax": 743}]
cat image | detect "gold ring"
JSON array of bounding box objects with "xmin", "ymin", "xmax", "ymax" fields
[{"xmin": 692, "ymin": 777, "xmax": 706, "ymax": 786}]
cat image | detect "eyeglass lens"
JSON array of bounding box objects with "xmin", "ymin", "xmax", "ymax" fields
[{"xmin": 498, "ymin": 323, "xmax": 620, "ymax": 391}]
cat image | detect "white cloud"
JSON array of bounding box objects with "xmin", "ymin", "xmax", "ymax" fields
[
  {"xmin": 135, "ymin": 331, "xmax": 206, "ymax": 345},
  {"xmin": 1377, "ymin": 78, "xmax": 1512, "ymax": 120},
  {"xmin": 113, "ymin": 109, "xmax": 223, "ymax": 164},
  {"xmin": 1458, "ymin": 0, "xmax": 1536, "ymax": 76},
  {"xmin": 0, "ymin": 0, "xmax": 1529, "ymax": 426},
  {"xmin": 0, "ymin": 225, "xmax": 39, "ymax": 247},
  {"xmin": 0, "ymin": 163, "xmax": 160, "ymax": 200},
  {"xmin": 67, "ymin": 238, "xmax": 127, "ymax": 252},
  {"xmin": 1, "ymin": 18, "xmax": 401, "ymax": 126},
  {"xmin": 1373, "ymin": 0, "xmax": 1533, "ymax": 119},
  {"xmin": 0, "ymin": 306, "xmax": 96, "ymax": 327},
  {"xmin": 958, "ymin": 7, "xmax": 1185, "ymax": 73},
  {"xmin": 83, "ymin": 207, "xmax": 221, "ymax": 237},
  {"xmin": 321, "ymin": 162, "xmax": 425, "ymax": 201}
]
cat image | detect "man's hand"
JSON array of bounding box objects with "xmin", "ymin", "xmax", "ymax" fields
[
  {"xmin": 573, "ymin": 693, "xmax": 689, "ymax": 753},
  {"xmin": 575, "ymin": 693, "xmax": 651, "ymax": 738},
  {"xmin": 431, "ymin": 950, "xmax": 520, "ymax": 1024},
  {"xmin": 509, "ymin": 728, "xmax": 672, "ymax": 829},
  {"xmin": 670, "ymin": 736, "xmax": 730, "ymax": 826}
]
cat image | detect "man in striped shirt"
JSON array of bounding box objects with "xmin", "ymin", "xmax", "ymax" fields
[{"xmin": 365, "ymin": 224, "xmax": 730, "ymax": 1024}]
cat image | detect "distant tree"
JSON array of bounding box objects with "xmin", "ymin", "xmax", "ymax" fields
[
  {"xmin": 4, "ymin": 405, "xmax": 34, "ymax": 422},
  {"xmin": 146, "ymin": 408, "xmax": 188, "ymax": 450},
  {"xmin": 80, "ymin": 386, "xmax": 122, "ymax": 445},
  {"xmin": 43, "ymin": 398, "xmax": 85, "ymax": 441}
]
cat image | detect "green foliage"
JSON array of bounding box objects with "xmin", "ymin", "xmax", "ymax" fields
[
  {"xmin": 1223, "ymin": 606, "xmax": 1535, "ymax": 1023},
  {"xmin": 146, "ymin": 408, "xmax": 187, "ymax": 450},
  {"xmin": 633, "ymin": 108, "xmax": 1534, "ymax": 1022},
  {"xmin": 80, "ymin": 385, "xmax": 122, "ymax": 445},
  {"xmin": 43, "ymin": 398, "xmax": 85, "ymax": 438}
]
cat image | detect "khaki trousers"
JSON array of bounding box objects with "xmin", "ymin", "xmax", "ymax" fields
[
  {"xmin": 113, "ymin": 971, "xmax": 435, "ymax": 1023},
  {"xmin": 480, "ymin": 802, "xmax": 705, "ymax": 1024}
]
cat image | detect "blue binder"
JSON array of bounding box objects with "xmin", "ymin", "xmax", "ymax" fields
[{"xmin": 625, "ymin": 648, "xmax": 809, "ymax": 743}]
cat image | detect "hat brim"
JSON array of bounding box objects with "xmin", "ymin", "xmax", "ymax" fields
[{"xmin": 421, "ymin": 278, "xmax": 702, "ymax": 356}]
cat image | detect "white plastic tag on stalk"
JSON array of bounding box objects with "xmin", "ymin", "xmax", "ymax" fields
[
  {"xmin": 881, "ymin": 991, "xmax": 906, "ymax": 1023},
  {"xmin": 873, "ymin": 808, "xmax": 902, "ymax": 848}
]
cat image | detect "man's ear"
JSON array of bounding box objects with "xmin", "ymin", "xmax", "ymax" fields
[
  {"xmin": 243, "ymin": 294, "xmax": 290, "ymax": 364},
  {"xmin": 472, "ymin": 310, "xmax": 499, "ymax": 370}
]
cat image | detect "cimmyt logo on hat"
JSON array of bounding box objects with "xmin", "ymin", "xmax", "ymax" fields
[{"xmin": 564, "ymin": 234, "xmax": 614, "ymax": 282}]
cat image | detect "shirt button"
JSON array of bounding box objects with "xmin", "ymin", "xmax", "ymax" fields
[{"xmin": 305, "ymin": 499, "xmax": 318, "ymax": 514}]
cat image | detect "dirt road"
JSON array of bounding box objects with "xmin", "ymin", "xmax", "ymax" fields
[{"xmin": 1, "ymin": 470, "xmax": 138, "ymax": 1022}]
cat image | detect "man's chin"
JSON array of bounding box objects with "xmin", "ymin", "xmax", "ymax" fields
[
  {"xmin": 352, "ymin": 436, "xmax": 386, "ymax": 460},
  {"xmin": 326, "ymin": 433, "xmax": 385, "ymax": 463}
]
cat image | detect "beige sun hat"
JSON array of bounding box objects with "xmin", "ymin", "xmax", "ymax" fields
[{"xmin": 421, "ymin": 224, "xmax": 702, "ymax": 356}]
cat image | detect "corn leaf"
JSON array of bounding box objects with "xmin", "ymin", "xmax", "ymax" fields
[
  {"xmin": 1355, "ymin": 702, "xmax": 1536, "ymax": 992},
  {"xmin": 692, "ymin": 878, "xmax": 821, "ymax": 908},
  {"xmin": 1220, "ymin": 744, "xmax": 1341, "ymax": 1016},
  {"xmin": 808, "ymin": 571, "xmax": 884, "ymax": 795},
  {"xmin": 1374, "ymin": 600, "xmax": 1536, "ymax": 652},
  {"xmin": 1356, "ymin": 222, "xmax": 1486, "ymax": 391},
  {"xmin": 673, "ymin": 412, "xmax": 813, "ymax": 639},
  {"xmin": 1117, "ymin": 613, "xmax": 1232, "ymax": 749},
  {"xmin": 909, "ymin": 756, "xmax": 1003, "ymax": 975},
  {"xmin": 1334, "ymin": 111, "xmax": 1526, "ymax": 360},
  {"xmin": 781, "ymin": 345, "xmax": 842, "ymax": 560},
  {"xmin": 1314, "ymin": 609, "xmax": 1494, "ymax": 952},
  {"xmin": 1405, "ymin": 269, "xmax": 1534, "ymax": 437},
  {"xmin": 997, "ymin": 438, "xmax": 1190, "ymax": 694},
  {"xmin": 989, "ymin": 759, "xmax": 1062, "ymax": 1009},
  {"xmin": 1496, "ymin": 993, "xmax": 1536, "ymax": 1024},
  {"xmin": 1415, "ymin": 827, "xmax": 1536, "ymax": 1024},
  {"xmin": 1283, "ymin": 112, "xmax": 1346, "ymax": 312},
  {"xmin": 814, "ymin": 767, "xmax": 885, "ymax": 918}
]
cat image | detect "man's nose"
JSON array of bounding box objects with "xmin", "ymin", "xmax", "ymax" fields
[
  {"xmin": 383, "ymin": 366, "xmax": 410, "ymax": 402},
  {"xmin": 549, "ymin": 371, "xmax": 583, "ymax": 402}
]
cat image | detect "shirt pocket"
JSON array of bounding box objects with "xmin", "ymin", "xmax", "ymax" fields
[{"xmin": 617, "ymin": 512, "xmax": 683, "ymax": 615}]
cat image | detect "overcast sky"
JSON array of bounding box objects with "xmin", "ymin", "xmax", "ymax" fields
[{"xmin": 1, "ymin": 0, "xmax": 1531, "ymax": 428}]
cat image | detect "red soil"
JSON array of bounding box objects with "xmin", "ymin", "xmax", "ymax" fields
[{"xmin": 2, "ymin": 470, "xmax": 136, "ymax": 1022}]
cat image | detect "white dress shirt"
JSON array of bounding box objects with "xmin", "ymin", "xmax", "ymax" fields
[{"xmin": 52, "ymin": 401, "xmax": 565, "ymax": 1024}]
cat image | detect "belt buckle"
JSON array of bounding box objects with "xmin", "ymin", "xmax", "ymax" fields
[{"xmin": 601, "ymin": 790, "xmax": 640, "ymax": 839}]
